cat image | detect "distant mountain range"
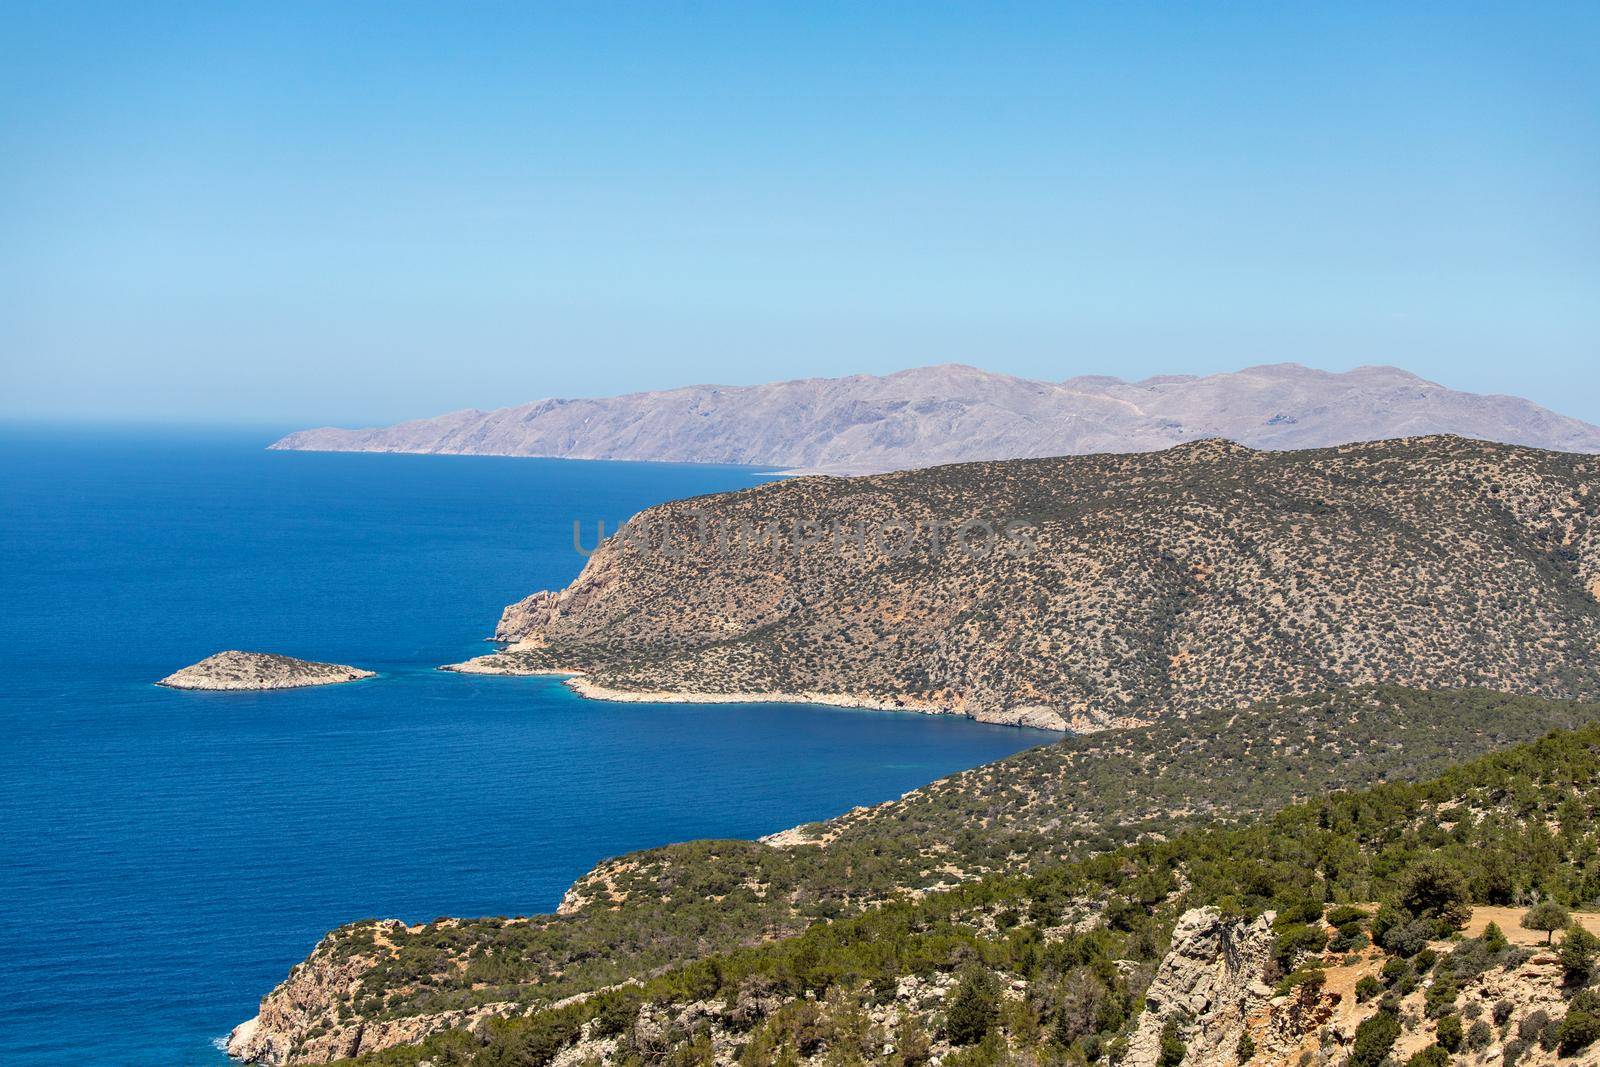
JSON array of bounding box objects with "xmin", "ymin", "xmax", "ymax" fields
[{"xmin": 271, "ymin": 362, "xmax": 1600, "ymax": 473}]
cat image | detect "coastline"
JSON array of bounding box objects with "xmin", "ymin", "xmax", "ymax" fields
[
  {"xmin": 155, "ymin": 673, "xmax": 377, "ymax": 692},
  {"xmin": 439, "ymin": 654, "xmax": 1123, "ymax": 731}
]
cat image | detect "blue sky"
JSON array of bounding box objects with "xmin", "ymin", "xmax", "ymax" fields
[{"xmin": 2, "ymin": 2, "xmax": 1596, "ymax": 426}]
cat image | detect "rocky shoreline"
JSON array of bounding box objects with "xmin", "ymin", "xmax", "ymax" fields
[{"xmin": 440, "ymin": 652, "xmax": 1100, "ymax": 731}]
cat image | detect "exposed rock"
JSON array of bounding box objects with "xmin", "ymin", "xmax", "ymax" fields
[
  {"xmin": 225, "ymin": 920, "xmax": 515, "ymax": 1064},
  {"xmin": 157, "ymin": 651, "xmax": 374, "ymax": 691},
  {"xmin": 1127, "ymin": 907, "xmax": 1277, "ymax": 1067},
  {"xmin": 270, "ymin": 362, "xmax": 1600, "ymax": 476},
  {"xmin": 493, "ymin": 590, "xmax": 565, "ymax": 642}
]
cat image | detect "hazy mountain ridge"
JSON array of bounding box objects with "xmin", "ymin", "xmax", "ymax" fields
[{"xmin": 270, "ymin": 363, "xmax": 1600, "ymax": 474}]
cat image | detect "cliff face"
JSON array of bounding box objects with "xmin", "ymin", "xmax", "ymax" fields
[
  {"xmin": 226, "ymin": 920, "xmax": 514, "ymax": 1065},
  {"xmin": 156, "ymin": 651, "xmax": 374, "ymax": 691},
  {"xmin": 269, "ymin": 362, "xmax": 1600, "ymax": 476},
  {"xmin": 1132, "ymin": 907, "xmax": 1600, "ymax": 1067},
  {"xmin": 1127, "ymin": 908, "xmax": 1278, "ymax": 1067},
  {"xmin": 225, "ymin": 924, "xmax": 385, "ymax": 1065},
  {"xmin": 451, "ymin": 436, "xmax": 1600, "ymax": 729}
]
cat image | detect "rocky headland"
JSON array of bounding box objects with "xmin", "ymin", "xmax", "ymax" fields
[
  {"xmin": 156, "ymin": 651, "xmax": 374, "ymax": 691},
  {"xmin": 446, "ymin": 435, "xmax": 1600, "ymax": 731}
]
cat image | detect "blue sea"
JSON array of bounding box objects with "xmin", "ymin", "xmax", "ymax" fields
[{"xmin": 0, "ymin": 426, "xmax": 1051, "ymax": 1066}]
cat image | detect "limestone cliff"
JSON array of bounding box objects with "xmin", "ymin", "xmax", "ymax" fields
[
  {"xmin": 1131, "ymin": 905, "xmax": 1600, "ymax": 1067},
  {"xmin": 1127, "ymin": 908, "xmax": 1278, "ymax": 1067},
  {"xmin": 225, "ymin": 921, "xmax": 514, "ymax": 1065}
]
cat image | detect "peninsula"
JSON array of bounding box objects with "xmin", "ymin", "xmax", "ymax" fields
[{"xmin": 448, "ymin": 435, "xmax": 1600, "ymax": 731}]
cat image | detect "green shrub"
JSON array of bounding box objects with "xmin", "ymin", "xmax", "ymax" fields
[
  {"xmin": 1272, "ymin": 924, "xmax": 1328, "ymax": 969},
  {"xmin": 1274, "ymin": 969, "xmax": 1326, "ymax": 997},
  {"xmin": 1557, "ymin": 1008, "xmax": 1600, "ymax": 1056},
  {"xmin": 1558, "ymin": 923, "xmax": 1599, "ymax": 986},
  {"xmin": 1423, "ymin": 976, "xmax": 1458, "ymax": 1019},
  {"xmin": 1381, "ymin": 918, "xmax": 1432, "ymax": 958},
  {"xmin": 1404, "ymin": 1044, "xmax": 1450, "ymax": 1067},
  {"xmin": 1435, "ymin": 1013, "xmax": 1463, "ymax": 1052},
  {"xmin": 1350, "ymin": 1007, "xmax": 1401, "ymax": 1067},
  {"xmin": 1396, "ymin": 859, "xmax": 1472, "ymax": 930},
  {"xmin": 1274, "ymin": 898, "xmax": 1324, "ymax": 927},
  {"xmin": 945, "ymin": 966, "xmax": 1000, "ymax": 1046}
]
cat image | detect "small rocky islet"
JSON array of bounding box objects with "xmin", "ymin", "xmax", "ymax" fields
[{"xmin": 156, "ymin": 650, "xmax": 374, "ymax": 691}]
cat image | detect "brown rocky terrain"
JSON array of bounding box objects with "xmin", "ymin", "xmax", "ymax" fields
[
  {"xmin": 1116, "ymin": 906, "xmax": 1600, "ymax": 1067},
  {"xmin": 156, "ymin": 651, "xmax": 375, "ymax": 691},
  {"xmin": 451, "ymin": 435, "xmax": 1600, "ymax": 730}
]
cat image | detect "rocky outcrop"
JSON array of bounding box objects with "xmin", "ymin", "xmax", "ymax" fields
[
  {"xmin": 1127, "ymin": 907, "xmax": 1277, "ymax": 1067},
  {"xmin": 225, "ymin": 920, "xmax": 514, "ymax": 1064},
  {"xmin": 225, "ymin": 922, "xmax": 388, "ymax": 1064},
  {"xmin": 157, "ymin": 651, "xmax": 374, "ymax": 691},
  {"xmin": 270, "ymin": 362, "xmax": 1600, "ymax": 476},
  {"xmin": 493, "ymin": 590, "xmax": 563, "ymax": 642}
]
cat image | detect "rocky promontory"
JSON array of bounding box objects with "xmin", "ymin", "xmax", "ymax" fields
[
  {"xmin": 445, "ymin": 436, "xmax": 1600, "ymax": 732},
  {"xmin": 156, "ymin": 651, "xmax": 374, "ymax": 691}
]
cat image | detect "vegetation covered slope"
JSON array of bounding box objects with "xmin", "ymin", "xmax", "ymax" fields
[
  {"xmin": 344, "ymin": 709, "xmax": 1600, "ymax": 1067},
  {"xmin": 461, "ymin": 436, "xmax": 1600, "ymax": 729},
  {"xmin": 232, "ymin": 688, "xmax": 1600, "ymax": 1063}
]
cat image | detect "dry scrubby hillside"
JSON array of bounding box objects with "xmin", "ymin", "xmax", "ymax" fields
[
  {"xmin": 232, "ymin": 692, "xmax": 1600, "ymax": 1066},
  {"xmin": 460, "ymin": 436, "xmax": 1600, "ymax": 729},
  {"xmin": 227, "ymin": 688, "xmax": 1600, "ymax": 1064}
]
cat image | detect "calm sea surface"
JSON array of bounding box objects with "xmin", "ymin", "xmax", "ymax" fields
[{"xmin": 0, "ymin": 426, "xmax": 1051, "ymax": 1066}]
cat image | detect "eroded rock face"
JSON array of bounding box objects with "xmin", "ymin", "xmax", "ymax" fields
[
  {"xmin": 225, "ymin": 924, "xmax": 383, "ymax": 1064},
  {"xmin": 494, "ymin": 590, "xmax": 563, "ymax": 642},
  {"xmin": 1127, "ymin": 907, "xmax": 1277, "ymax": 1067},
  {"xmin": 225, "ymin": 920, "xmax": 512, "ymax": 1065},
  {"xmin": 157, "ymin": 651, "xmax": 374, "ymax": 691}
]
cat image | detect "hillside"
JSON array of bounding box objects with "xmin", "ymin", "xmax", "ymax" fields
[
  {"xmin": 225, "ymin": 687, "xmax": 1600, "ymax": 1064},
  {"xmin": 269, "ymin": 363, "xmax": 1600, "ymax": 475},
  {"xmin": 517, "ymin": 720, "xmax": 1600, "ymax": 1067},
  {"xmin": 453, "ymin": 436, "xmax": 1600, "ymax": 730}
]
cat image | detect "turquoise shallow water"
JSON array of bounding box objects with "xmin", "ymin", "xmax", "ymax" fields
[{"xmin": 0, "ymin": 426, "xmax": 1052, "ymax": 1066}]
